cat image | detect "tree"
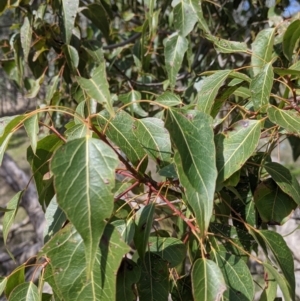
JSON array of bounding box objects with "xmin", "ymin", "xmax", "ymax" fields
[{"xmin": 1, "ymin": 0, "xmax": 300, "ymax": 300}]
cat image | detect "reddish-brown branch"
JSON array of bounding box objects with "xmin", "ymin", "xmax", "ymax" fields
[{"xmin": 114, "ymin": 181, "xmax": 140, "ymax": 201}]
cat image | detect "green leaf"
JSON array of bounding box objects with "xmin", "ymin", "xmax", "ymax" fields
[
  {"xmin": 188, "ymin": 0, "xmax": 210, "ymax": 33},
  {"xmin": 171, "ymin": 275, "xmax": 193, "ymax": 301},
  {"xmin": 112, "ymin": 219, "xmax": 135, "ymax": 245},
  {"xmin": 206, "ymin": 34, "xmax": 248, "ymax": 53},
  {"xmin": 155, "ymin": 91, "xmax": 182, "ymax": 107},
  {"xmin": 20, "ymin": 16, "xmax": 32, "ymax": 62},
  {"xmin": 0, "ymin": 132, "xmax": 12, "ymax": 165},
  {"xmin": 76, "ymin": 63, "xmax": 114, "ymax": 116},
  {"xmin": 65, "ymin": 123, "xmax": 89, "ymax": 141},
  {"xmin": 24, "ymin": 115, "xmax": 39, "ymax": 154},
  {"xmin": 8, "ymin": 282, "xmax": 39, "ymax": 301},
  {"xmin": 134, "ymin": 203, "xmax": 155, "ymax": 258},
  {"xmin": 97, "ymin": 110, "xmax": 147, "ymax": 167},
  {"xmin": 40, "ymin": 223, "xmax": 130, "ymax": 301},
  {"xmin": 211, "ymin": 251, "xmax": 254, "ymax": 301},
  {"xmin": 81, "ymin": 40, "xmax": 104, "ymax": 64},
  {"xmin": 192, "ymin": 258, "xmax": 226, "ymax": 301},
  {"xmin": 133, "ymin": 117, "xmax": 171, "ymax": 165},
  {"xmin": 45, "ymin": 75, "xmax": 60, "ymax": 104},
  {"xmin": 61, "ymin": 0, "xmax": 79, "ymax": 44},
  {"xmin": 148, "ymin": 236, "xmax": 186, "ymax": 267},
  {"xmin": 251, "ymin": 28, "xmax": 275, "ymax": 76},
  {"xmin": 273, "ymin": 67, "xmax": 300, "ymax": 77},
  {"xmin": 50, "ymin": 137, "xmax": 119, "ymax": 277},
  {"xmin": 116, "ymin": 259, "xmax": 141, "ymax": 301},
  {"xmin": 259, "ymin": 266, "xmax": 277, "ymax": 301},
  {"xmin": 283, "ymin": 20, "xmax": 300, "ymax": 61},
  {"xmin": 2, "ymin": 191, "xmax": 23, "ymax": 245},
  {"xmin": 267, "ymin": 106, "xmax": 300, "ymax": 135},
  {"xmin": 0, "ymin": 277, "xmax": 7, "ymax": 295},
  {"xmin": 119, "ymin": 90, "xmax": 148, "ymax": 117},
  {"xmin": 4, "ymin": 265, "xmax": 25, "ymax": 298},
  {"xmin": 196, "ymin": 70, "xmax": 232, "ymax": 114},
  {"xmin": 264, "ymin": 162, "xmax": 300, "ymax": 205},
  {"xmin": 164, "ymin": 33, "xmax": 188, "ymax": 89},
  {"xmin": 173, "ymin": 1, "xmax": 198, "ymax": 37},
  {"xmin": 215, "ymin": 120, "xmax": 261, "ymax": 186},
  {"xmin": 62, "ymin": 44, "xmax": 79, "ymax": 72},
  {"xmin": 288, "ymin": 136, "xmax": 300, "ymax": 161},
  {"xmin": 137, "ymin": 252, "xmax": 169, "ymax": 301},
  {"xmin": 250, "ymin": 62, "xmax": 273, "ymax": 113}
]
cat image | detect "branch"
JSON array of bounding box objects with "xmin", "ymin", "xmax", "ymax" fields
[{"xmin": 103, "ymin": 33, "xmax": 141, "ymax": 50}]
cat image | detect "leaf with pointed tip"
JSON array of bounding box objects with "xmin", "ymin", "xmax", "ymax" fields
[
  {"xmin": 173, "ymin": 1, "xmax": 198, "ymax": 37},
  {"xmin": 215, "ymin": 120, "xmax": 261, "ymax": 186},
  {"xmin": 45, "ymin": 75, "xmax": 60, "ymax": 104},
  {"xmin": 98, "ymin": 110, "xmax": 146, "ymax": 167},
  {"xmin": 0, "ymin": 277, "xmax": 7, "ymax": 295},
  {"xmin": 133, "ymin": 117, "xmax": 171, "ymax": 165},
  {"xmin": 0, "ymin": 132, "xmax": 12, "ymax": 165},
  {"xmin": 40, "ymin": 224, "xmax": 129, "ymax": 301},
  {"xmin": 264, "ymin": 162, "xmax": 300, "ymax": 205},
  {"xmin": 211, "ymin": 251, "xmax": 254, "ymax": 301},
  {"xmin": 20, "ymin": 16, "xmax": 32, "ymax": 62},
  {"xmin": 137, "ymin": 252, "xmax": 169, "ymax": 301},
  {"xmin": 119, "ymin": 90, "xmax": 148, "ymax": 117},
  {"xmin": 50, "ymin": 137, "xmax": 119, "ymax": 277},
  {"xmin": 192, "ymin": 258, "xmax": 226, "ymax": 301},
  {"xmin": 134, "ymin": 203, "xmax": 155, "ymax": 259},
  {"xmin": 255, "ymin": 180, "xmax": 296, "ymax": 225},
  {"xmin": 267, "ymin": 106, "xmax": 300, "ymax": 135},
  {"xmin": 283, "ymin": 20, "xmax": 300, "ymax": 61},
  {"xmin": 76, "ymin": 62, "xmax": 114, "ymax": 116},
  {"xmin": 206, "ymin": 34, "xmax": 248, "ymax": 53},
  {"xmin": 61, "ymin": 0, "xmax": 79, "ymax": 44},
  {"xmin": 156, "ymin": 91, "xmax": 182, "ymax": 107},
  {"xmin": 273, "ymin": 67, "xmax": 300, "ymax": 76},
  {"xmin": 8, "ymin": 282, "xmax": 39, "ymax": 301},
  {"xmin": 62, "ymin": 44, "xmax": 79, "ymax": 72},
  {"xmin": 4, "ymin": 265, "xmax": 25, "ymax": 298},
  {"xmin": 24, "ymin": 115, "xmax": 39, "ymax": 154},
  {"xmin": 116, "ymin": 258, "xmax": 141, "ymax": 301},
  {"xmin": 250, "ymin": 62, "xmax": 273, "ymax": 113},
  {"xmin": 3, "ymin": 191, "xmax": 23, "ymax": 245},
  {"xmin": 196, "ymin": 70, "xmax": 232, "ymax": 114},
  {"xmin": 251, "ymin": 28, "xmax": 275, "ymax": 76},
  {"xmin": 164, "ymin": 33, "xmax": 188, "ymax": 89},
  {"xmin": 188, "ymin": 0, "xmax": 210, "ymax": 33}
]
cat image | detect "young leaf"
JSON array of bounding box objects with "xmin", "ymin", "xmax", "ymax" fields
[
  {"xmin": 196, "ymin": 70, "xmax": 232, "ymax": 114},
  {"xmin": 133, "ymin": 203, "xmax": 155, "ymax": 259},
  {"xmin": 164, "ymin": 33, "xmax": 188, "ymax": 89},
  {"xmin": 251, "ymin": 28, "xmax": 275, "ymax": 76},
  {"xmin": 137, "ymin": 252, "xmax": 169, "ymax": 301},
  {"xmin": 264, "ymin": 162, "xmax": 300, "ymax": 205},
  {"xmin": 133, "ymin": 117, "xmax": 172, "ymax": 165},
  {"xmin": 8, "ymin": 282, "xmax": 39, "ymax": 301},
  {"xmin": 267, "ymin": 106, "xmax": 300, "ymax": 135},
  {"xmin": 283, "ymin": 19, "xmax": 300, "ymax": 61},
  {"xmin": 24, "ymin": 114, "xmax": 39, "ymax": 154},
  {"xmin": 2, "ymin": 191, "xmax": 23, "ymax": 245},
  {"xmin": 211, "ymin": 251, "xmax": 254, "ymax": 301},
  {"xmin": 250, "ymin": 62, "xmax": 273, "ymax": 113},
  {"xmin": 61, "ymin": 0, "xmax": 79, "ymax": 44},
  {"xmin": 215, "ymin": 120, "xmax": 261, "ymax": 186},
  {"xmin": 192, "ymin": 258, "xmax": 226, "ymax": 301},
  {"xmin": 155, "ymin": 91, "xmax": 182, "ymax": 107},
  {"xmin": 20, "ymin": 16, "xmax": 32, "ymax": 62},
  {"xmin": 50, "ymin": 137, "xmax": 119, "ymax": 277}
]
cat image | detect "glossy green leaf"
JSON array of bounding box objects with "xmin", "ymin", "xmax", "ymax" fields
[
  {"xmin": 164, "ymin": 33, "xmax": 188, "ymax": 89},
  {"xmin": 188, "ymin": 0, "xmax": 210, "ymax": 33},
  {"xmin": 0, "ymin": 277, "xmax": 7, "ymax": 295},
  {"xmin": 119, "ymin": 90, "xmax": 148, "ymax": 117},
  {"xmin": 137, "ymin": 252, "xmax": 169, "ymax": 301},
  {"xmin": 20, "ymin": 16, "xmax": 32, "ymax": 62},
  {"xmin": 155, "ymin": 91, "xmax": 182, "ymax": 107},
  {"xmin": 40, "ymin": 224, "xmax": 130, "ymax": 301},
  {"xmin": 62, "ymin": 44, "xmax": 79, "ymax": 72},
  {"xmin": 98, "ymin": 110, "xmax": 146, "ymax": 167},
  {"xmin": 268, "ymin": 106, "xmax": 300, "ymax": 135},
  {"xmin": 148, "ymin": 236, "xmax": 186, "ymax": 267},
  {"xmin": 24, "ymin": 115, "xmax": 39, "ymax": 154},
  {"xmin": 192, "ymin": 258, "xmax": 226, "ymax": 301},
  {"xmin": 8, "ymin": 282, "xmax": 39, "ymax": 301},
  {"xmin": 65, "ymin": 123, "xmax": 89, "ymax": 141},
  {"xmin": 196, "ymin": 70, "xmax": 231, "ymax": 114},
  {"xmin": 264, "ymin": 162, "xmax": 300, "ymax": 205},
  {"xmin": 215, "ymin": 120, "xmax": 261, "ymax": 185},
  {"xmin": 173, "ymin": 1, "xmax": 198, "ymax": 37},
  {"xmin": 2, "ymin": 191, "xmax": 23, "ymax": 245},
  {"xmin": 255, "ymin": 180, "xmax": 296, "ymax": 225},
  {"xmin": 211, "ymin": 251, "xmax": 254, "ymax": 301},
  {"xmin": 134, "ymin": 203, "xmax": 155, "ymax": 258},
  {"xmin": 76, "ymin": 62, "xmax": 114, "ymax": 116},
  {"xmin": 116, "ymin": 258, "xmax": 141, "ymax": 301},
  {"xmin": 273, "ymin": 67, "xmax": 300, "ymax": 77},
  {"xmin": 50, "ymin": 137, "xmax": 119, "ymax": 277},
  {"xmin": 4, "ymin": 265, "xmax": 25, "ymax": 298},
  {"xmin": 250, "ymin": 62, "xmax": 273, "ymax": 113},
  {"xmin": 133, "ymin": 117, "xmax": 171, "ymax": 164},
  {"xmin": 61, "ymin": 0, "xmax": 79, "ymax": 44},
  {"xmin": 206, "ymin": 35, "xmax": 248, "ymax": 53},
  {"xmin": 251, "ymin": 28, "xmax": 275, "ymax": 76},
  {"xmin": 166, "ymin": 110, "xmax": 217, "ymax": 232},
  {"xmin": 283, "ymin": 20, "xmax": 300, "ymax": 61}
]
